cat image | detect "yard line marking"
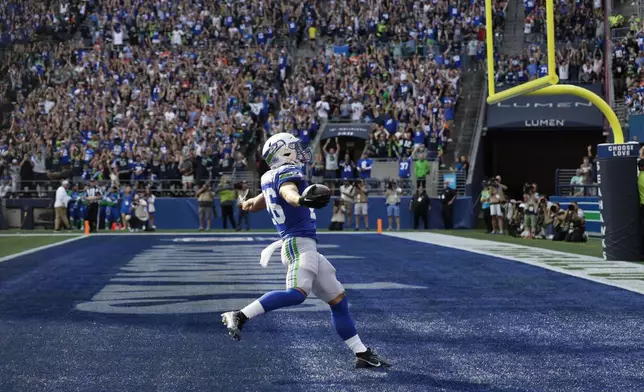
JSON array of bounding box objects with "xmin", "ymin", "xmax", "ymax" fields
[
  {"xmin": 386, "ymin": 232, "xmax": 644, "ymax": 296},
  {"xmin": 0, "ymin": 236, "xmax": 86, "ymax": 263}
]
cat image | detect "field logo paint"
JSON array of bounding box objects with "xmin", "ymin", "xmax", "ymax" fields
[{"xmin": 76, "ymin": 243, "xmax": 425, "ymax": 314}]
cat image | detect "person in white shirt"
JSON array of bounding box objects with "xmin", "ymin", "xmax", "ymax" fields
[
  {"xmin": 129, "ymin": 194, "xmax": 149, "ymax": 231},
  {"xmin": 350, "ymin": 99, "xmax": 364, "ymax": 121},
  {"xmin": 171, "ymin": 28, "xmax": 184, "ymax": 46},
  {"xmin": 113, "ymin": 27, "xmax": 124, "ymax": 46},
  {"xmin": 315, "ymin": 97, "xmax": 330, "ymax": 121},
  {"xmin": 145, "ymin": 187, "xmax": 156, "ymax": 230},
  {"xmin": 54, "ymin": 180, "xmax": 72, "ymax": 231},
  {"xmin": 329, "ymin": 199, "xmax": 346, "ymax": 231}
]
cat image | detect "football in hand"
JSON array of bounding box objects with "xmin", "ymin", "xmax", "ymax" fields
[
  {"xmin": 304, "ymin": 184, "xmax": 331, "ymax": 198},
  {"xmin": 300, "ymin": 184, "xmax": 331, "ymax": 209}
]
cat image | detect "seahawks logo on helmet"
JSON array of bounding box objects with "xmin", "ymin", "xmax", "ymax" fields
[{"xmin": 262, "ymin": 133, "xmax": 312, "ymax": 169}]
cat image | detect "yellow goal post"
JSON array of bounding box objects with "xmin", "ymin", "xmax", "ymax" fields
[{"xmin": 484, "ymin": 0, "xmax": 624, "ymax": 143}]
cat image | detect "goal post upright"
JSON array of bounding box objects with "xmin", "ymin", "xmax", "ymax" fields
[
  {"xmin": 484, "ymin": 0, "xmax": 633, "ymax": 260},
  {"xmin": 484, "ymin": 0, "xmax": 623, "ymax": 142}
]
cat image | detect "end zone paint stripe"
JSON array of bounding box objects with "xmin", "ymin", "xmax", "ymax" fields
[
  {"xmin": 385, "ymin": 232, "xmax": 644, "ymax": 295},
  {"xmin": 0, "ymin": 236, "xmax": 87, "ymax": 264}
]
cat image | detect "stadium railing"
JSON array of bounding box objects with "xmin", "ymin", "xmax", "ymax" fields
[
  {"xmin": 0, "ymin": 176, "xmax": 423, "ymax": 199},
  {"xmin": 554, "ymin": 169, "xmax": 599, "ymax": 196}
]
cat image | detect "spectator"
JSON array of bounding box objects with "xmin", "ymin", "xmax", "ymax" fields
[
  {"xmin": 310, "ymin": 154, "xmax": 325, "ymax": 184},
  {"xmin": 339, "ymin": 153, "xmax": 356, "ymax": 180},
  {"xmin": 180, "ymin": 155, "xmax": 195, "ymax": 192},
  {"xmin": 570, "ymin": 169, "xmax": 585, "ymax": 196},
  {"xmin": 357, "ymin": 152, "xmax": 373, "ymax": 180},
  {"xmin": 398, "ymin": 153, "xmax": 412, "ymax": 192},
  {"xmin": 323, "ymin": 137, "xmax": 339, "ymax": 189},
  {"xmin": 415, "ymin": 154, "xmax": 430, "ymax": 189},
  {"xmin": 385, "ymin": 181, "xmax": 402, "ymax": 231},
  {"xmin": 354, "ymin": 179, "xmax": 369, "ymax": 231}
]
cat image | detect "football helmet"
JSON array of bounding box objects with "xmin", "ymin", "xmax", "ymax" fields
[{"xmin": 262, "ymin": 133, "xmax": 312, "ymax": 169}]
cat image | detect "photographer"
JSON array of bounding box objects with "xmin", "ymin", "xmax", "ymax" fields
[
  {"xmin": 506, "ymin": 200, "xmax": 523, "ymax": 237},
  {"xmin": 339, "ymin": 180, "xmax": 355, "ymax": 228},
  {"xmin": 535, "ymin": 197, "xmax": 549, "ymax": 239},
  {"xmin": 553, "ymin": 203, "xmax": 586, "ymax": 242},
  {"xmin": 489, "ymin": 176, "xmax": 507, "ymax": 235},
  {"xmin": 129, "ymin": 194, "xmax": 150, "ymax": 232},
  {"xmin": 329, "ymin": 199, "xmax": 346, "ymax": 231},
  {"xmin": 196, "ymin": 182, "xmax": 215, "ymax": 231},
  {"xmin": 480, "ymin": 181, "xmax": 493, "ymax": 234},
  {"xmin": 522, "ymin": 185, "xmax": 538, "ymax": 239},
  {"xmin": 385, "ymin": 181, "xmax": 402, "ymax": 231}
]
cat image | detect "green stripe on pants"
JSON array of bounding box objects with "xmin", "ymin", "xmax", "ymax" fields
[{"xmin": 292, "ymin": 237, "xmax": 300, "ymax": 288}]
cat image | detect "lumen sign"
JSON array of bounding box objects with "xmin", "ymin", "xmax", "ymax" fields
[{"xmin": 487, "ymin": 84, "xmax": 604, "ymax": 130}]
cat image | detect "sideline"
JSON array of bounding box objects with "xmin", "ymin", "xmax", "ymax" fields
[
  {"xmin": 386, "ymin": 232, "xmax": 644, "ymax": 295},
  {"xmin": 0, "ymin": 236, "xmax": 86, "ymax": 264}
]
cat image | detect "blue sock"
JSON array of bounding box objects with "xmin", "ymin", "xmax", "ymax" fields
[
  {"xmin": 331, "ymin": 297, "xmax": 358, "ymax": 340},
  {"xmin": 258, "ymin": 288, "xmax": 306, "ymax": 312}
]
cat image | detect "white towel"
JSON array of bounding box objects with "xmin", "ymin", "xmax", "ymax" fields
[{"xmin": 260, "ymin": 240, "xmax": 283, "ymax": 267}]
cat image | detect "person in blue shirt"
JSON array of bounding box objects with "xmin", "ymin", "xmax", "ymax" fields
[
  {"xmin": 222, "ymin": 133, "xmax": 390, "ymax": 369},
  {"xmin": 339, "ymin": 153, "xmax": 356, "ymax": 179},
  {"xmin": 120, "ymin": 185, "xmax": 133, "ymax": 230},
  {"xmin": 398, "ymin": 153, "xmax": 412, "ymax": 192},
  {"xmin": 68, "ymin": 183, "xmax": 82, "ymax": 229},
  {"xmin": 356, "ymin": 153, "xmax": 373, "ymax": 179},
  {"xmin": 102, "ymin": 186, "xmax": 120, "ymax": 229}
]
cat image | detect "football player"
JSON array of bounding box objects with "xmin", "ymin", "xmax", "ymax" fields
[{"xmin": 221, "ymin": 133, "xmax": 390, "ymax": 369}]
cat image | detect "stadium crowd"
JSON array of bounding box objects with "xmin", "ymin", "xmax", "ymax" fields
[
  {"xmin": 0, "ymin": 0, "xmax": 513, "ymax": 200},
  {"xmin": 613, "ymin": 22, "xmax": 644, "ymax": 115},
  {"xmin": 491, "ymin": 0, "xmax": 605, "ymax": 86},
  {"xmin": 0, "ymin": 0, "xmax": 87, "ymax": 46}
]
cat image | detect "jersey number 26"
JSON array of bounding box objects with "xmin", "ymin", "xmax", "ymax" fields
[{"xmin": 263, "ymin": 188, "xmax": 316, "ymax": 225}]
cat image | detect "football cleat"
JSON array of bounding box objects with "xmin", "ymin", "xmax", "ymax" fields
[
  {"xmin": 356, "ymin": 348, "xmax": 391, "ymax": 369},
  {"xmin": 221, "ymin": 311, "xmax": 245, "ymax": 341}
]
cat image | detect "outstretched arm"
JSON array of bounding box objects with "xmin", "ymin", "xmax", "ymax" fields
[
  {"xmin": 279, "ymin": 182, "xmax": 301, "ymax": 207},
  {"xmin": 241, "ymin": 193, "xmax": 267, "ymax": 212}
]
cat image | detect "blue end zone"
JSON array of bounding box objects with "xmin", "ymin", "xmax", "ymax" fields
[{"xmin": 0, "ymin": 234, "xmax": 642, "ymax": 391}]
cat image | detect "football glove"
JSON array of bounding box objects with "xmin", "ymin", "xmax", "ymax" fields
[{"xmin": 299, "ymin": 185, "xmax": 330, "ymax": 209}]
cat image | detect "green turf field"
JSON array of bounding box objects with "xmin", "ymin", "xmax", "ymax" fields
[
  {"xmin": 0, "ymin": 236, "xmax": 80, "ymax": 258},
  {"xmin": 0, "ymin": 229, "xmax": 604, "ymax": 259},
  {"xmin": 432, "ymin": 230, "xmax": 603, "ymax": 258}
]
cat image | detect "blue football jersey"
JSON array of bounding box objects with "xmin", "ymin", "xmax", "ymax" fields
[{"xmin": 261, "ymin": 165, "xmax": 317, "ymax": 240}]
